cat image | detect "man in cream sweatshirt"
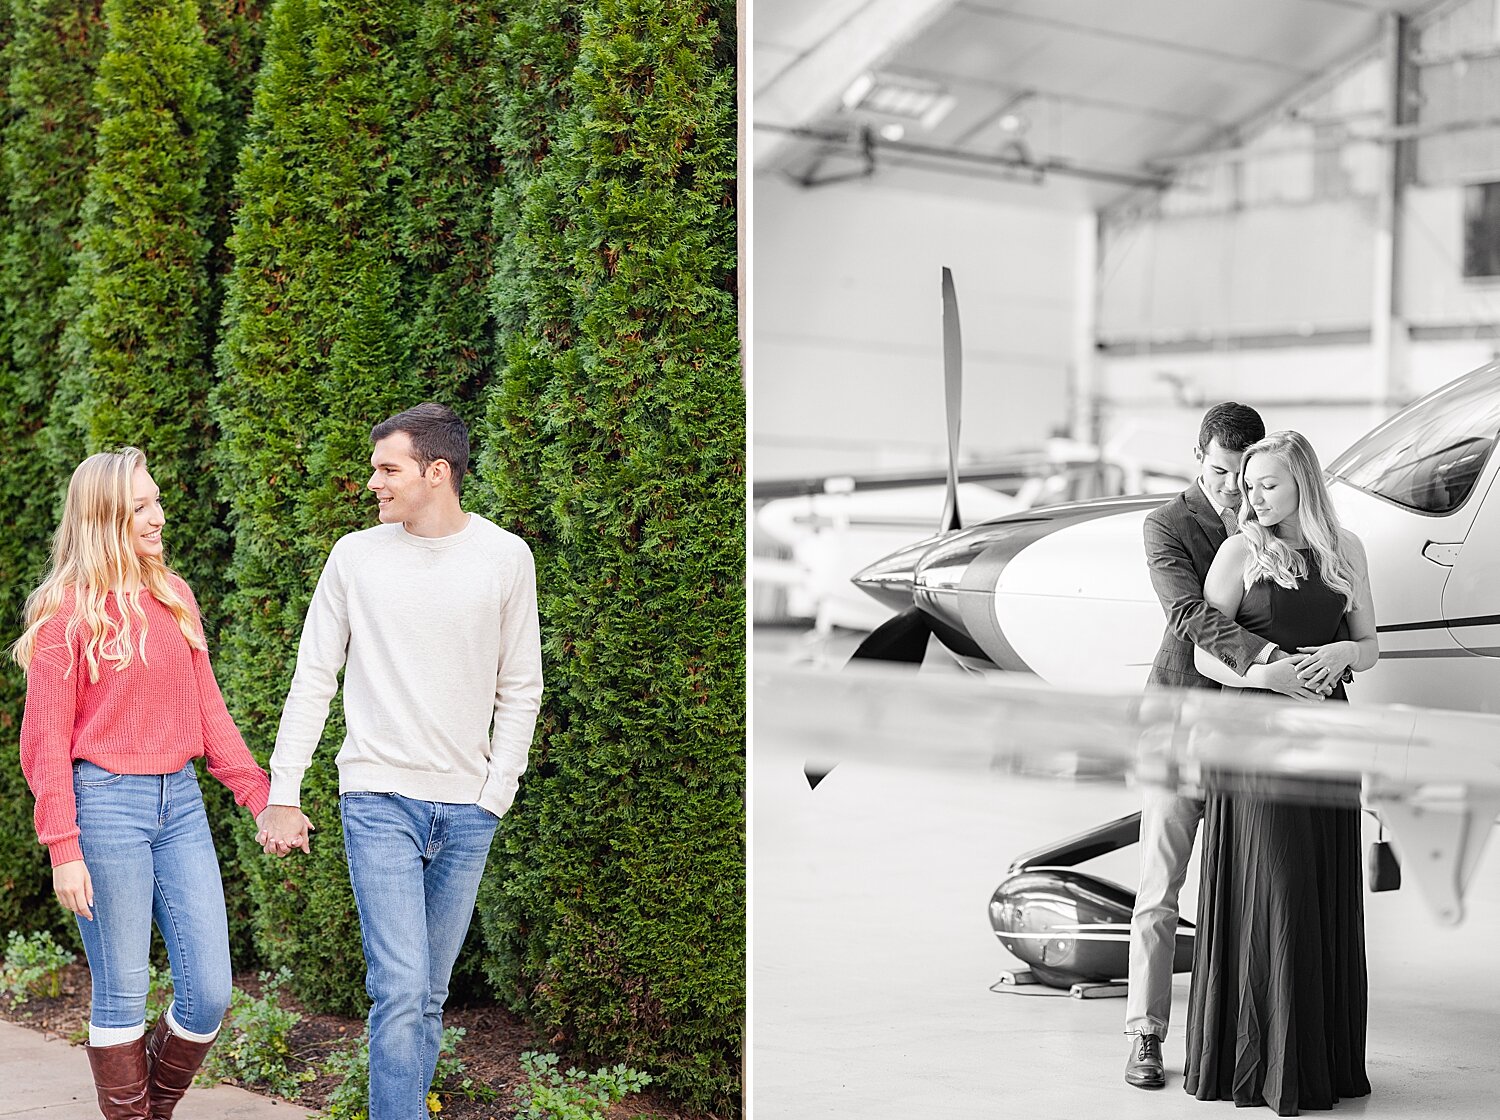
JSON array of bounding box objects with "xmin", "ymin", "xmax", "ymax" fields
[{"xmin": 258, "ymin": 402, "xmax": 542, "ymax": 1120}]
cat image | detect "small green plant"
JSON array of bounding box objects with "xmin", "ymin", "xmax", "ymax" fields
[
  {"xmin": 146, "ymin": 961, "xmax": 174, "ymax": 1017},
  {"xmin": 512, "ymin": 1051, "xmax": 652, "ymax": 1120},
  {"xmin": 198, "ymin": 967, "xmax": 315, "ymax": 1099},
  {"xmin": 318, "ymin": 1025, "xmax": 496, "ymax": 1119},
  {"xmin": 1, "ymin": 930, "xmax": 77, "ymax": 1003},
  {"xmin": 316, "ymin": 1031, "xmax": 369, "ymax": 1120}
]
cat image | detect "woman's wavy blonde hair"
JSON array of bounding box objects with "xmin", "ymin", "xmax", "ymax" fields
[
  {"xmin": 11, "ymin": 448, "xmax": 202, "ymax": 681},
  {"xmin": 1236, "ymin": 430, "xmax": 1357, "ymax": 610}
]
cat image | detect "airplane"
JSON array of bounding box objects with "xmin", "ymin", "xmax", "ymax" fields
[{"xmin": 849, "ymin": 329, "xmax": 1500, "ymax": 713}]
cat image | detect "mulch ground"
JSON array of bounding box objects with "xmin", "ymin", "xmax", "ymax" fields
[{"xmin": 0, "ymin": 962, "xmax": 712, "ymax": 1120}]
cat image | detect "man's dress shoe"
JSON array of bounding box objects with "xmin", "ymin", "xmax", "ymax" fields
[{"xmin": 1125, "ymin": 1032, "xmax": 1165, "ymax": 1089}]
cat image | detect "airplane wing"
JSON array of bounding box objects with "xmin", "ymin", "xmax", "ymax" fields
[
  {"xmin": 752, "ymin": 454, "xmax": 1059, "ymax": 502},
  {"xmin": 756, "ymin": 663, "xmax": 1500, "ymax": 926}
]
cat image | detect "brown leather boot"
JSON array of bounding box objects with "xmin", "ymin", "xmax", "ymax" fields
[
  {"xmin": 85, "ymin": 1036, "xmax": 150, "ymax": 1119},
  {"xmin": 143, "ymin": 1016, "xmax": 217, "ymax": 1119}
]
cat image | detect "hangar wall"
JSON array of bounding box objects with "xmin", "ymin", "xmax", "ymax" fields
[
  {"xmin": 753, "ymin": 173, "xmax": 1082, "ymax": 481},
  {"xmin": 1091, "ymin": 0, "xmax": 1500, "ymax": 468}
]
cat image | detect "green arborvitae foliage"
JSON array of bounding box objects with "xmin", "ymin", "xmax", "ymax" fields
[
  {"xmin": 477, "ymin": 0, "xmax": 743, "ymax": 1111},
  {"xmin": 68, "ymin": 0, "xmax": 224, "ymax": 594},
  {"xmin": 190, "ymin": 0, "xmax": 266, "ymax": 966},
  {"xmin": 213, "ymin": 0, "xmax": 415, "ymax": 1016},
  {"xmin": 391, "ymin": 0, "xmax": 511, "ymax": 1000},
  {"xmin": 214, "ymin": 0, "xmax": 504, "ymax": 1014},
  {"xmin": 0, "ymin": 0, "xmax": 108, "ymax": 943},
  {"xmin": 63, "ymin": 0, "xmax": 274, "ymax": 961},
  {"xmin": 396, "ymin": 0, "xmax": 505, "ymax": 423},
  {"xmin": 200, "ymin": 0, "xmax": 267, "ymax": 315},
  {"xmin": 0, "ymin": 1, "xmax": 744, "ymax": 1106}
]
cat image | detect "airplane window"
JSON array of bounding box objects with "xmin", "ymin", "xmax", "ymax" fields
[{"xmin": 1327, "ymin": 364, "xmax": 1500, "ymax": 514}]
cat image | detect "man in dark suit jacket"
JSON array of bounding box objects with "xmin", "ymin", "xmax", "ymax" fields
[{"xmin": 1124, "ymin": 402, "xmax": 1326, "ymax": 1090}]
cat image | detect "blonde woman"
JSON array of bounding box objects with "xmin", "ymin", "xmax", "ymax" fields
[
  {"xmin": 14, "ymin": 449, "xmax": 296, "ymax": 1119},
  {"xmin": 1184, "ymin": 430, "xmax": 1378, "ymax": 1115}
]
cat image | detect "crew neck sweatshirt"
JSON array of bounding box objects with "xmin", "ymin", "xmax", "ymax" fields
[
  {"xmin": 268, "ymin": 513, "xmax": 543, "ymax": 819},
  {"xmin": 19, "ymin": 576, "xmax": 272, "ymax": 866}
]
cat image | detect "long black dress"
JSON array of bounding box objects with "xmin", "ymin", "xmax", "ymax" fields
[{"xmin": 1183, "ymin": 550, "xmax": 1371, "ymax": 1116}]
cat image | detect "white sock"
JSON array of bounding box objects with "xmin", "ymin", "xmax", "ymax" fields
[
  {"xmin": 165, "ymin": 1003, "xmax": 220, "ymax": 1044},
  {"xmin": 89, "ymin": 1022, "xmax": 145, "ymax": 1047}
]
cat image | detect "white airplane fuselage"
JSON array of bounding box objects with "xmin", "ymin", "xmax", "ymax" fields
[
  {"xmin": 970, "ymin": 475, "xmax": 1500, "ymax": 712},
  {"xmin": 854, "ymin": 363, "xmax": 1500, "ymax": 714}
]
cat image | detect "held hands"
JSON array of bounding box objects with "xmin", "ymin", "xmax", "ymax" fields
[
  {"xmin": 255, "ymin": 804, "xmax": 315, "ymax": 857},
  {"xmin": 1258, "ymin": 650, "xmax": 1334, "ymax": 703},
  {"xmin": 1293, "ymin": 641, "xmax": 1357, "ymax": 694},
  {"xmin": 54, "ymin": 860, "xmax": 94, "ymax": 921}
]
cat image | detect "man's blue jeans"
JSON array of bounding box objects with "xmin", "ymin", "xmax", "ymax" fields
[
  {"xmin": 72, "ymin": 760, "xmax": 234, "ymax": 1035},
  {"xmin": 340, "ymin": 792, "xmax": 497, "ymax": 1120}
]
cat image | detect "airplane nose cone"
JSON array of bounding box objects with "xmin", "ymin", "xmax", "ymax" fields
[{"xmin": 851, "ymin": 535, "xmax": 943, "ymax": 611}]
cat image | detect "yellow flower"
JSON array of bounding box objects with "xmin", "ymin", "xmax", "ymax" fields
[{"xmin": 426, "ymin": 1092, "xmax": 442, "ymax": 1113}]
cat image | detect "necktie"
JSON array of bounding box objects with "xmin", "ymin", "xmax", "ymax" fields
[{"xmin": 1220, "ymin": 507, "xmax": 1237, "ymax": 536}]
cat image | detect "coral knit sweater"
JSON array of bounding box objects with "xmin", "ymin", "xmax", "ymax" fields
[{"xmin": 19, "ymin": 575, "xmax": 271, "ymax": 867}]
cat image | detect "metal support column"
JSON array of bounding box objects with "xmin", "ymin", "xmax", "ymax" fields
[
  {"xmin": 1372, "ymin": 13, "xmax": 1413, "ymax": 410},
  {"xmin": 1072, "ymin": 211, "xmax": 1101, "ymax": 446}
]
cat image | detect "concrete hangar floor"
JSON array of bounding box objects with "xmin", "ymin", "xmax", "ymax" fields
[{"xmin": 751, "ymin": 627, "xmax": 1500, "ymax": 1120}]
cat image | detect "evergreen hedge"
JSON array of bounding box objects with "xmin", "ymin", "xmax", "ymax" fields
[
  {"xmin": 63, "ymin": 0, "xmax": 271, "ymax": 958},
  {"xmin": 183, "ymin": 0, "xmax": 269, "ymax": 964},
  {"xmin": 0, "ymin": 1, "xmax": 744, "ymax": 1110},
  {"xmin": 212, "ymin": 0, "xmax": 506, "ymax": 1015},
  {"xmin": 0, "ymin": 0, "xmax": 108, "ymax": 941},
  {"xmin": 67, "ymin": 0, "xmax": 224, "ymax": 600},
  {"xmin": 200, "ymin": 0, "xmax": 267, "ymax": 336},
  {"xmin": 476, "ymin": 0, "xmax": 743, "ymax": 1111}
]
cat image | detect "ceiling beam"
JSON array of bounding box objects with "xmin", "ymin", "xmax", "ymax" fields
[
  {"xmin": 886, "ymin": 65, "xmax": 1233, "ymax": 129},
  {"xmin": 757, "ymin": 122, "xmax": 1177, "ymax": 190},
  {"xmin": 956, "ymin": 3, "xmax": 1320, "ymax": 76},
  {"xmin": 1298, "ymin": 0, "xmax": 1395, "ymax": 13}
]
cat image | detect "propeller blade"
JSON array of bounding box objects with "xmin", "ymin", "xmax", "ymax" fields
[
  {"xmin": 803, "ymin": 608, "xmax": 936, "ymax": 788},
  {"xmin": 939, "ymin": 266, "xmax": 963, "ymax": 532},
  {"xmin": 819, "ymin": 276, "xmax": 962, "ymax": 783},
  {"xmin": 848, "ymin": 606, "xmax": 932, "ymax": 663},
  {"xmin": 804, "ymin": 766, "xmax": 834, "ymax": 791}
]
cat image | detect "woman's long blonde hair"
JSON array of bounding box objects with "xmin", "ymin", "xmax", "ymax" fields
[
  {"xmin": 1237, "ymin": 430, "xmax": 1357, "ymax": 610},
  {"xmin": 11, "ymin": 448, "xmax": 203, "ymax": 681}
]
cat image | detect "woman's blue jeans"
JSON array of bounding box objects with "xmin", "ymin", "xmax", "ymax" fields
[
  {"xmin": 72, "ymin": 760, "xmax": 234, "ymax": 1035},
  {"xmin": 340, "ymin": 792, "xmax": 498, "ymax": 1120}
]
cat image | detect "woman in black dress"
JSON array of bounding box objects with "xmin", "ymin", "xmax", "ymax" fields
[{"xmin": 1185, "ymin": 430, "xmax": 1379, "ymax": 1116}]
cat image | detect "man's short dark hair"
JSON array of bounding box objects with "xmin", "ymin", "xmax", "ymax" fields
[
  {"xmin": 1197, "ymin": 402, "xmax": 1265, "ymax": 455},
  {"xmin": 371, "ymin": 402, "xmax": 469, "ymax": 496}
]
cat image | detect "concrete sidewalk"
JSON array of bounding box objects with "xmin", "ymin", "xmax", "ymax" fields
[{"xmin": 0, "ymin": 1020, "xmax": 315, "ymax": 1118}]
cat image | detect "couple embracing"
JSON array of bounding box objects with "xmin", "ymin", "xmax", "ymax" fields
[
  {"xmin": 15, "ymin": 403, "xmax": 543, "ymax": 1120},
  {"xmin": 1124, "ymin": 404, "xmax": 1379, "ymax": 1117}
]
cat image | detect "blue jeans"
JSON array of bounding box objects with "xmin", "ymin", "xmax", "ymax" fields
[
  {"xmin": 72, "ymin": 760, "xmax": 234, "ymax": 1035},
  {"xmin": 340, "ymin": 793, "xmax": 498, "ymax": 1120}
]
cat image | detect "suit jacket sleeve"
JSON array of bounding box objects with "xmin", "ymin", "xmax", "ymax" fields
[{"xmin": 1143, "ymin": 513, "xmax": 1265, "ymax": 675}]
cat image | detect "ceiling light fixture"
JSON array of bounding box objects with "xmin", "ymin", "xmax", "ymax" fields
[{"xmin": 841, "ymin": 72, "xmax": 956, "ymax": 130}]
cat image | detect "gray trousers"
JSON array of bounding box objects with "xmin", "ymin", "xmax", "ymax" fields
[{"xmin": 1124, "ymin": 786, "xmax": 1203, "ymax": 1038}]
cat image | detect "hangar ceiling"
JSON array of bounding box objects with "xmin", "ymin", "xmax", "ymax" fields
[{"xmin": 755, "ymin": 0, "xmax": 1447, "ymax": 209}]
